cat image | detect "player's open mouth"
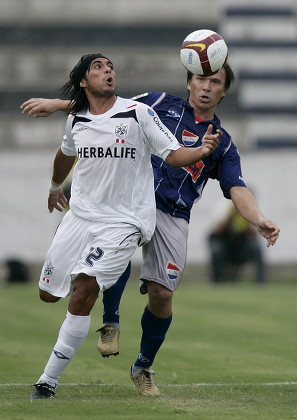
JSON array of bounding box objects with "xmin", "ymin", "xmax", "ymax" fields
[{"xmin": 201, "ymin": 95, "xmax": 210, "ymax": 101}]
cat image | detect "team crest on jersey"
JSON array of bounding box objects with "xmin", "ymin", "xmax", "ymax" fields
[
  {"xmin": 182, "ymin": 129, "xmax": 199, "ymax": 146},
  {"xmin": 115, "ymin": 123, "xmax": 128, "ymax": 138},
  {"xmin": 42, "ymin": 263, "xmax": 54, "ymax": 283},
  {"xmin": 166, "ymin": 262, "xmax": 182, "ymax": 281},
  {"xmin": 44, "ymin": 263, "xmax": 54, "ymax": 277}
]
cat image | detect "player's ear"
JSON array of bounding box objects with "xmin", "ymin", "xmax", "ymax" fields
[
  {"xmin": 80, "ymin": 79, "xmax": 87, "ymax": 88},
  {"xmin": 221, "ymin": 87, "xmax": 228, "ymax": 99},
  {"xmin": 218, "ymin": 93, "xmax": 226, "ymax": 104},
  {"xmin": 187, "ymin": 78, "xmax": 192, "ymax": 92}
]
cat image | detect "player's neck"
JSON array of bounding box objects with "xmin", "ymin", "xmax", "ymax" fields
[
  {"xmin": 194, "ymin": 109, "xmax": 214, "ymax": 122},
  {"xmin": 88, "ymin": 95, "xmax": 117, "ymax": 115},
  {"xmin": 189, "ymin": 98, "xmax": 215, "ymax": 121}
]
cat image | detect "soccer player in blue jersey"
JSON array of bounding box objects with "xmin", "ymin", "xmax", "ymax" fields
[{"xmin": 21, "ymin": 62, "xmax": 280, "ymax": 396}]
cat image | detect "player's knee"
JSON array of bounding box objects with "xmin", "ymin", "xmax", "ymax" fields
[
  {"xmin": 70, "ymin": 274, "xmax": 99, "ymax": 312},
  {"xmin": 147, "ymin": 282, "xmax": 173, "ymax": 304},
  {"xmin": 39, "ymin": 289, "xmax": 61, "ymax": 303},
  {"xmin": 146, "ymin": 282, "xmax": 173, "ymax": 317}
]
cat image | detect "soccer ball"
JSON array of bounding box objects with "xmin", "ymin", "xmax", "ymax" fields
[{"xmin": 180, "ymin": 29, "xmax": 228, "ymax": 76}]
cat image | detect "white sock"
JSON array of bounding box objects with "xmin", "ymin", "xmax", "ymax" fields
[{"xmin": 38, "ymin": 311, "xmax": 91, "ymax": 388}]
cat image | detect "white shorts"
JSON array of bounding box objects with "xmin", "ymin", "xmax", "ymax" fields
[
  {"xmin": 140, "ymin": 208, "xmax": 189, "ymax": 293},
  {"xmin": 39, "ymin": 210, "xmax": 141, "ymax": 297}
]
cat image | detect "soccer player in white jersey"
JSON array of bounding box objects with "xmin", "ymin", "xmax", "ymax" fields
[{"xmin": 28, "ymin": 53, "xmax": 222, "ymax": 399}]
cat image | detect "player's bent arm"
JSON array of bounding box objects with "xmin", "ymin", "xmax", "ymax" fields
[
  {"xmin": 230, "ymin": 186, "xmax": 280, "ymax": 247},
  {"xmin": 166, "ymin": 124, "xmax": 221, "ymax": 167},
  {"xmin": 166, "ymin": 145, "xmax": 207, "ymax": 167},
  {"xmin": 20, "ymin": 98, "xmax": 71, "ymax": 117},
  {"xmin": 48, "ymin": 149, "xmax": 76, "ymax": 213}
]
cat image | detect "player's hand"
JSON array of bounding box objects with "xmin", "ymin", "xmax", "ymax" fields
[
  {"xmin": 20, "ymin": 98, "xmax": 60, "ymax": 118},
  {"xmin": 257, "ymin": 218, "xmax": 280, "ymax": 247},
  {"xmin": 48, "ymin": 189, "xmax": 68, "ymax": 213},
  {"xmin": 201, "ymin": 124, "xmax": 222, "ymax": 157}
]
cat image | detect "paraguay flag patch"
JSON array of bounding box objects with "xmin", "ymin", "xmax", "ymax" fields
[
  {"xmin": 166, "ymin": 262, "xmax": 182, "ymax": 281},
  {"xmin": 181, "ymin": 129, "xmax": 199, "ymax": 146}
]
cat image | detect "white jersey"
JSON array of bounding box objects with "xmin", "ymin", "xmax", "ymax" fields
[{"xmin": 61, "ymin": 96, "xmax": 180, "ymax": 244}]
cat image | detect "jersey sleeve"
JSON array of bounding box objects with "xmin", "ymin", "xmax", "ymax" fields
[
  {"xmin": 60, "ymin": 115, "xmax": 77, "ymax": 156},
  {"xmin": 137, "ymin": 103, "xmax": 180, "ymax": 161}
]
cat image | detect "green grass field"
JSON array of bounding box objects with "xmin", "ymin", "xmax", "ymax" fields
[{"xmin": 0, "ymin": 276, "xmax": 297, "ymax": 420}]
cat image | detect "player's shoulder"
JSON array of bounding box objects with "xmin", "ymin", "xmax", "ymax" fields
[
  {"xmin": 108, "ymin": 96, "xmax": 149, "ymax": 117},
  {"xmin": 118, "ymin": 95, "xmax": 147, "ymax": 109},
  {"xmin": 131, "ymin": 92, "xmax": 164, "ymax": 107},
  {"xmin": 209, "ymin": 114, "xmax": 239, "ymax": 154},
  {"xmin": 212, "ymin": 114, "xmax": 231, "ymax": 139},
  {"xmin": 118, "ymin": 97, "xmax": 155, "ymax": 123},
  {"xmin": 65, "ymin": 112, "xmax": 76, "ymax": 129},
  {"xmin": 131, "ymin": 91, "xmax": 183, "ymax": 108},
  {"xmin": 67, "ymin": 110, "xmax": 88, "ymax": 121},
  {"xmin": 66, "ymin": 110, "xmax": 93, "ymax": 130}
]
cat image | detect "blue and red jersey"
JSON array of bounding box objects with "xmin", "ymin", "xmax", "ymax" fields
[{"xmin": 135, "ymin": 92, "xmax": 246, "ymax": 223}]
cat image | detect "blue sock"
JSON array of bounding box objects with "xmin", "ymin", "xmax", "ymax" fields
[
  {"xmin": 102, "ymin": 262, "xmax": 131, "ymax": 325},
  {"xmin": 134, "ymin": 306, "xmax": 172, "ymax": 369}
]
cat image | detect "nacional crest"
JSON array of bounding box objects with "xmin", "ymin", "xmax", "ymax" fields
[
  {"xmin": 166, "ymin": 262, "xmax": 182, "ymax": 281},
  {"xmin": 181, "ymin": 129, "xmax": 199, "ymax": 146}
]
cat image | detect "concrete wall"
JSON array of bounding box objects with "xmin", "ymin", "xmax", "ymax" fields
[{"xmin": 0, "ymin": 149, "xmax": 295, "ymax": 267}]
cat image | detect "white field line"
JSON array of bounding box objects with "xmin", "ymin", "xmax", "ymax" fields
[{"xmin": 1, "ymin": 382, "xmax": 297, "ymax": 387}]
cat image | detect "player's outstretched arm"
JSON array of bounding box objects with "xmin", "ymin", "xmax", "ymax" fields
[
  {"xmin": 230, "ymin": 186, "xmax": 280, "ymax": 247},
  {"xmin": 20, "ymin": 98, "xmax": 71, "ymax": 118},
  {"xmin": 166, "ymin": 124, "xmax": 221, "ymax": 168}
]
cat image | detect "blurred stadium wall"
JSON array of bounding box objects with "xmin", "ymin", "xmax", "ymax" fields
[{"xmin": 0, "ymin": 0, "xmax": 296, "ymax": 277}]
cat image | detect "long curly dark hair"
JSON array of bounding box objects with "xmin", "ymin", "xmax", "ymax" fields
[{"xmin": 59, "ymin": 53, "xmax": 112, "ymax": 113}]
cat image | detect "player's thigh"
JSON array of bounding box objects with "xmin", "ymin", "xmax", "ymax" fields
[
  {"xmin": 72, "ymin": 222, "xmax": 141, "ymax": 293},
  {"xmin": 140, "ymin": 209, "xmax": 188, "ymax": 292},
  {"xmin": 39, "ymin": 211, "xmax": 92, "ymax": 297}
]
